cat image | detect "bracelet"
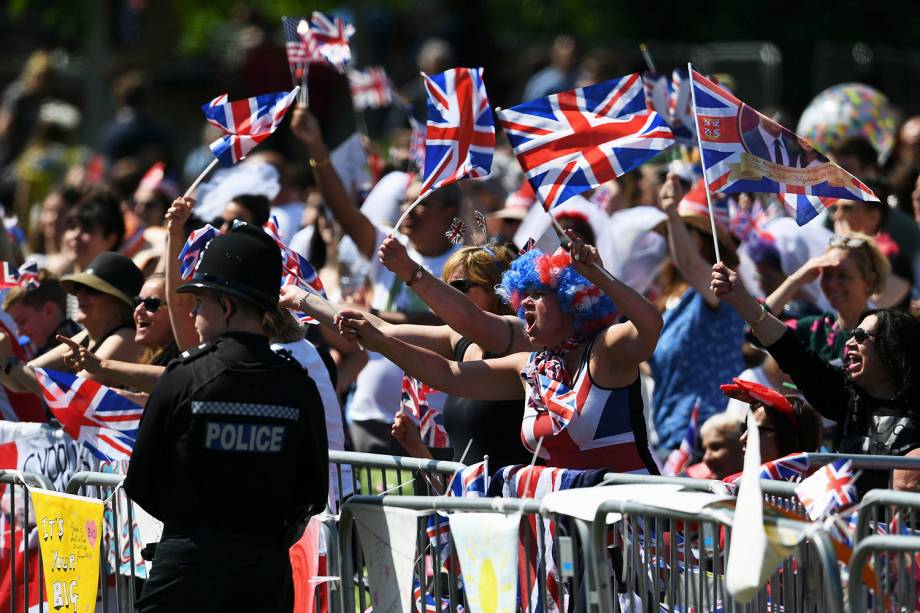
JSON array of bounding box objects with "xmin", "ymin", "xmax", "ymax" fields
[
  {"xmin": 745, "ymin": 302, "xmax": 768, "ymax": 326},
  {"xmin": 309, "ymin": 157, "xmax": 331, "ymax": 169}
]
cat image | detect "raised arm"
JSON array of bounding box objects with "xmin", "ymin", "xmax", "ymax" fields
[
  {"xmin": 567, "ymin": 230, "xmax": 663, "ymax": 367},
  {"xmin": 290, "ymin": 106, "xmax": 377, "ymax": 259},
  {"xmin": 56, "ymin": 335, "xmax": 166, "ymax": 393},
  {"xmin": 335, "ymin": 310, "xmax": 526, "ymax": 400},
  {"xmin": 378, "ymin": 235, "xmax": 531, "ymax": 355},
  {"xmin": 659, "ymin": 173, "xmax": 720, "ymax": 307},
  {"xmin": 711, "ymin": 262, "xmax": 848, "ymax": 420},
  {"xmin": 765, "ymin": 252, "xmax": 840, "ymax": 315},
  {"xmin": 164, "ymin": 197, "xmax": 203, "ymax": 351}
]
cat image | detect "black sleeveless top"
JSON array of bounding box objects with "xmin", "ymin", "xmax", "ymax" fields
[{"xmin": 440, "ymin": 338, "xmax": 533, "ymax": 470}]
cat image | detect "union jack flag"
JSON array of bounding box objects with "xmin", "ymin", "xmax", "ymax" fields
[
  {"xmin": 759, "ymin": 452, "xmax": 810, "ymax": 482},
  {"xmin": 424, "ymin": 459, "xmax": 490, "ymax": 574},
  {"xmin": 348, "ymin": 66, "xmax": 393, "ymax": 110},
  {"xmin": 0, "ymin": 260, "xmax": 39, "ymax": 290},
  {"xmin": 444, "ymin": 218, "xmax": 467, "ymax": 245},
  {"xmin": 281, "ymin": 16, "xmax": 321, "ymax": 67},
  {"xmin": 642, "ymin": 71, "xmax": 671, "ymax": 117},
  {"xmin": 201, "ymin": 88, "xmax": 299, "ymax": 167},
  {"xmin": 413, "ymin": 579, "xmax": 465, "ymax": 613},
  {"xmin": 306, "ymin": 12, "xmax": 354, "ymax": 73},
  {"xmin": 667, "ymin": 67, "xmax": 697, "ymax": 144},
  {"xmin": 662, "ymin": 398, "xmax": 699, "ymax": 476},
  {"xmin": 795, "ymin": 459, "xmax": 858, "ymax": 520},
  {"xmin": 408, "ymin": 115, "xmax": 426, "ymax": 174},
  {"xmin": 178, "ymin": 224, "xmax": 221, "ymax": 280},
  {"xmin": 264, "ymin": 217, "xmax": 326, "ymax": 298},
  {"xmin": 781, "ymin": 194, "xmax": 838, "ymax": 226},
  {"xmin": 33, "ymin": 368, "xmax": 142, "ymax": 462},
  {"xmin": 419, "ymin": 67, "xmax": 495, "ymax": 201},
  {"xmin": 498, "ymin": 73, "xmax": 674, "ymax": 211},
  {"xmin": 400, "ymin": 374, "xmax": 448, "ymax": 448},
  {"xmin": 691, "ymin": 69, "xmax": 877, "ymax": 226}
]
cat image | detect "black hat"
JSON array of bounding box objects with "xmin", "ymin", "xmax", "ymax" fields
[
  {"xmin": 60, "ymin": 252, "xmax": 145, "ymax": 308},
  {"xmin": 176, "ymin": 223, "xmax": 281, "ymax": 312}
]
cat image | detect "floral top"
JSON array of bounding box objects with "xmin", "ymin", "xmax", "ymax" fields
[{"xmin": 785, "ymin": 312, "xmax": 846, "ymax": 364}]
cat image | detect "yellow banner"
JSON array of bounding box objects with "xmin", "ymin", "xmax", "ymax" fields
[{"xmin": 31, "ymin": 489, "xmax": 104, "ymax": 613}]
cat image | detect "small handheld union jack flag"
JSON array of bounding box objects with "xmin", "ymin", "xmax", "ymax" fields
[
  {"xmin": 306, "ymin": 12, "xmax": 355, "ymax": 74},
  {"xmin": 0, "ymin": 260, "xmax": 39, "ymax": 290},
  {"xmin": 795, "ymin": 459, "xmax": 858, "ymax": 520},
  {"xmin": 759, "ymin": 452, "xmax": 810, "ymax": 482},
  {"xmin": 348, "ymin": 66, "xmax": 393, "ymax": 110},
  {"xmin": 444, "ymin": 218, "xmax": 467, "ymax": 245},
  {"xmin": 33, "ymin": 368, "xmax": 142, "ymax": 462},
  {"xmin": 497, "ymin": 73, "xmax": 674, "ymax": 211},
  {"xmin": 400, "ymin": 374, "xmax": 448, "ymax": 448},
  {"xmin": 281, "ymin": 16, "xmax": 321, "ymax": 68},
  {"xmin": 419, "ymin": 67, "xmax": 495, "ymax": 202},
  {"xmin": 201, "ymin": 88, "xmax": 300, "ymax": 167},
  {"xmin": 178, "ymin": 224, "xmax": 221, "ymax": 280}
]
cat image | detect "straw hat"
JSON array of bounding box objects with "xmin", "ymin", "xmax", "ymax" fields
[{"xmin": 60, "ymin": 252, "xmax": 144, "ymax": 308}]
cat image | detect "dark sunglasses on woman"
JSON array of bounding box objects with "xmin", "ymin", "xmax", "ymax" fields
[
  {"xmin": 848, "ymin": 327, "xmax": 877, "ymax": 344},
  {"xmin": 449, "ymin": 279, "xmax": 479, "ymax": 294},
  {"xmin": 133, "ymin": 296, "xmax": 164, "ymax": 313}
]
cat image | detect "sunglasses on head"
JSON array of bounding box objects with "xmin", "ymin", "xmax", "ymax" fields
[
  {"xmin": 74, "ymin": 283, "xmax": 102, "ymax": 296},
  {"xmin": 133, "ymin": 296, "xmax": 164, "ymax": 313},
  {"xmin": 848, "ymin": 327, "xmax": 877, "ymax": 344},
  {"xmin": 449, "ymin": 279, "xmax": 480, "ymax": 294}
]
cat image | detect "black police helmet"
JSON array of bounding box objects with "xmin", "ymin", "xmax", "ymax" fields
[{"xmin": 176, "ymin": 223, "xmax": 281, "ymax": 313}]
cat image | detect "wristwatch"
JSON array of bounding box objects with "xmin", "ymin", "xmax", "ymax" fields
[
  {"xmin": 3, "ymin": 356, "xmax": 20, "ymax": 375},
  {"xmin": 405, "ymin": 265, "xmax": 425, "ymax": 287}
]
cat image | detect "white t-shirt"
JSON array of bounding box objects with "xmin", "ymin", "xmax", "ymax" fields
[
  {"xmin": 347, "ymin": 226, "xmax": 458, "ymax": 424},
  {"xmin": 271, "ymin": 338, "xmax": 353, "ymax": 507},
  {"xmin": 269, "ymin": 201, "xmax": 306, "ymax": 244}
]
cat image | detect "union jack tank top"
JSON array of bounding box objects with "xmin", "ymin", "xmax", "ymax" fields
[{"xmin": 520, "ymin": 337, "xmax": 660, "ymax": 474}]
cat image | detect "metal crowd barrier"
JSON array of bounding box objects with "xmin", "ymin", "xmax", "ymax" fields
[
  {"xmin": 588, "ymin": 497, "xmax": 842, "ymax": 613},
  {"xmin": 847, "ymin": 534, "xmax": 920, "ymax": 612},
  {"xmin": 65, "ymin": 471, "xmax": 138, "ymax": 613},
  {"xmin": 339, "ymin": 494, "xmax": 586, "ymax": 613},
  {"xmin": 0, "ymin": 470, "xmax": 55, "ymax": 613}
]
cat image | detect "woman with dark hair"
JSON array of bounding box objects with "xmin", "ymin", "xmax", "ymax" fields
[
  {"xmin": 218, "ymin": 194, "xmax": 271, "ymax": 230},
  {"xmin": 712, "ymin": 261, "xmax": 920, "ymax": 492},
  {"xmin": 62, "ymin": 190, "xmax": 126, "ymax": 271}
]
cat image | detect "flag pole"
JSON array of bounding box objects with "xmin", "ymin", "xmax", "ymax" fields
[
  {"xmin": 302, "ymin": 63, "xmax": 310, "ymax": 107},
  {"xmin": 639, "ymin": 43, "xmax": 656, "ymax": 73},
  {"xmin": 686, "ymin": 62, "xmax": 723, "ymax": 264},
  {"xmin": 183, "ymin": 158, "xmax": 219, "ymax": 199},
  {"xmin": 392, "ymin": 191, "xmax": 431, "ymax": 234}
]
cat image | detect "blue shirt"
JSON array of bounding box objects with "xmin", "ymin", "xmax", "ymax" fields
[{"xmin": 649, "ymin": 289, "xmax": 745, "ymax": 450}]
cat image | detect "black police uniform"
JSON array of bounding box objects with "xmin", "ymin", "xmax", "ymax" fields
[{"xmin": 124, "ymin": 224, "xmax": 329, "ymax": 612}]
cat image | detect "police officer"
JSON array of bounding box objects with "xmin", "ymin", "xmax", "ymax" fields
[{"xmin": 125, "ymin": 223, "xmax": 329, "ymax": 612}]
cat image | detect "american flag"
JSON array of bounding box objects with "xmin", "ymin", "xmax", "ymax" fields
[
  {"xmin": 691, "ymin": 69, "xmax": 877, "ymax": 226},
  {"xmin": 306, "ymin": 12, "xmax": 354, "ymax": 74},
  {"xmin": 33, "ymin": 368, "xmax": 142, "ymax": 462},
  {"xmin": 795, "ymin": 459, "xmax": 858, "ymax": 520},
  {"xmin": 201, "ymin": 88, "xmax": 299, "ymax": 167},
  {"xmin": 759, "ymin": 452, "xmax": 810, "ymax": 482},
  {"xmin": 419, "ymin": 67, "xmax": 495, "ymax": 201},
  {"xmin": 348, "ymin": 66, "xmax": 393, "ymax": 110},
  {"xmin": 0, "ymin": 260, "xmax": 39, "ymax": 289},
  {"xmin": 662, "ymin": 397, "xmax": 700, "ymax": 476},
  {"xmin": 178, "ymin": 224, "xmax": 221, "ymax": 280},
  {"xmin": 497, "ymin": 73, "xmax": 674, "ymax": 211}
]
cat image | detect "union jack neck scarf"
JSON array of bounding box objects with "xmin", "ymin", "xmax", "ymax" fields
[{"xmin": 522, "ymin": 334, "xmax": 586, "ymax": 389}]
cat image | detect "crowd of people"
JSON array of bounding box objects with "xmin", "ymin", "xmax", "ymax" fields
[{"xmin": 2, "ymin": 37, "xmax": 920, "ymax": 606}]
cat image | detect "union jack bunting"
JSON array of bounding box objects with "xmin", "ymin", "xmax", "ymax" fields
[
  {"xmin": 348, "ymin": 66, "xmax": 393, "ymax": 110},
  {"xmin": 795, "ymin": 459, "xmax": 858, "ymax": 520},
  {"xmin": 419, "ymin": 67, "xmax": 495, "ymax": 200},
  {"xmin": 444, "ymin": 218, "xmax": 467, "ymax": 245},
  {"xmin": 0, "ymin": 260, "xmax": 39, "ymax": 289},
  {"xmin": 662, "ymin": 398, "xmax": 699, "ymax": 476},
  {"xmin": 281, "ymin": 16, "xmax": 320, "ymax": 67},
  {"xmin": 33, "ymin": 368, "xmax": 142, "ymax": 462},
  {"xmin": 178, "ymin": 224, "xmax": 221, "ymax": 280},
  {"xmin": 759, "ymin": 452, "xmax": 810, "ymax": 482},
  {"xmin": 497, "ymin": 73, "xmax": 674, "ymax": 211},
  {"xmin": 201, "ymin": 88, "xmax": 299, "ymax": 167},
  {"xmin": 691, "ymin": 68, "xmax": 877, "ymax": 226},
  {"xmin": 306, "ymin": 12, "xmax": 355, "ymax": 73}
]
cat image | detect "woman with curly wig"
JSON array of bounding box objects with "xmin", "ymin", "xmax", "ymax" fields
[{"xmin": 333, "ymin": 230, "xmax": 664, "ymax": 473}]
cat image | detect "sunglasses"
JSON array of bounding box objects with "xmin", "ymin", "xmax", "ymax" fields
[
  {"xmin": 73, "ymin": 283, "xmax": 102, "ymax": 296},
  {"xmin": 449, "ymin": 279, "xmax": 480, "ymax": 294},
  {"xmin": 848, "ymin": 327, "xmax": 877, "ymax": 344},
  {"xmin": 133, "ymin": 296, "xmax": 164, "ymax": 313}
]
